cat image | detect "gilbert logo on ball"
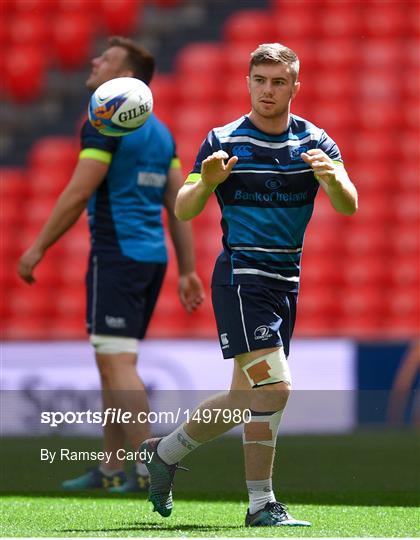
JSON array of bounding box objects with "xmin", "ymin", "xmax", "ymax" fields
[{"xmin": 88, "ymin": 77, "xmax": 153, "ymax": 136}]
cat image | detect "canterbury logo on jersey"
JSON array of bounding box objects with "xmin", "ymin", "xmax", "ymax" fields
[
  {"xmin": 232, "ymin": 145, "xmax": 253, "ymax": 158},
  {"xmin": 137, "ymin": 172, "xmax": 166, "ymax": 188}
]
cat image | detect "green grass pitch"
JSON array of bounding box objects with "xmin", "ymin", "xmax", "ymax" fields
[
  {"xmin": 2, "ymin": 497, "xmax": 419, "ymax": 537},
  {"xmin": 1, "ymin": 431, "xmax": 419, "ymax": 537}
]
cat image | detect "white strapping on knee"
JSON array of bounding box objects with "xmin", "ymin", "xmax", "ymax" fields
[
  {"xmin": 90, "ymin": 334, "xmax": 138, "ymax": 354},
  {"xmin": 241, "ymin": 348, "xmax": 292, "ymax": 388},
  {"xmin": 243, "ymin": 409, "xmax": 284, "ymax": 447}
]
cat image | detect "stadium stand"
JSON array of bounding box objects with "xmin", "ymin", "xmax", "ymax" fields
[{"xmin": 1, "ymin": 0, "xmax": 419, "ymax": 340}]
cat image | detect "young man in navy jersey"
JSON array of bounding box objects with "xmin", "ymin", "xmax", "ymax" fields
[
  {"xmin": 18, "ymin": 37, "xmax": 204, "ymax": 493},
  {"xmin": 141, "ymin": 43, "xmax": 358, "ymax": 526}
]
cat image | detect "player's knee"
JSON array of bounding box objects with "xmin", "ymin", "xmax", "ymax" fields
[
  {"xmin": 92, "ymin": 335, "xmax": 137, "ymax": 379},
  {"xmin": 240, "ymin": 347, "xmax": 292, "ymax": 389}
]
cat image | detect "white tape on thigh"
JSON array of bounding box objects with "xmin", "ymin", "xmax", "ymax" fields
[
  {"xmin": 241, "ymin": 348, "xmax": 291, "ymax": 387},
  {"xmin": 243, "ymin": 409, "xmax": 284, "ymax": 447},
  {"xmin": 90, "ymin": 334, "xmax": 138, "ymax": 354}
]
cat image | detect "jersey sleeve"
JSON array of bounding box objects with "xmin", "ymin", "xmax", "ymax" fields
[
  {"xmin": 169, "ymin": 134, "xmax": 181, "ymax": 170},
  {"xmin": 317, "ymin": 130, "xmax": 343, "ymax": 166},
  {"xmin": 185, "ymin": 129, "xmax": 220, "ymax": 184},
  {"xmin": 79, "ymin": 120, "xmax": 120, "ymax": 165}
]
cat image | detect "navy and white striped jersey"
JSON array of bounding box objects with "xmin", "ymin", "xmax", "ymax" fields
[{"xmin": 186, "ymin": 114, "xmax": 343, "ymax": 293}]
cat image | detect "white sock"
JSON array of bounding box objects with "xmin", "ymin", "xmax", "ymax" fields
[
  {"xmin": 99, "ymin": 465, "xmax": 123, "ymax": 477},
  {"xmin": 135, "ymin": 462, "xmax": 149, "ymax": 476},
  {"xmin": 246, "ymin": 478, "xmax": 276, "ymax": 514},
  {"xmin": 157, "ymin": 424, "xmax": 201, "ymax": 465}
]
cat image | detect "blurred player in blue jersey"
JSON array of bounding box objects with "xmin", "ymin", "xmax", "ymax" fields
[
  {"xmin": 141, "ymin": 43, "xmax": 358, "ymax": 526},
  {"xmin": 18, "ymin": 37, "xmax": 204, "ymax": 493}
]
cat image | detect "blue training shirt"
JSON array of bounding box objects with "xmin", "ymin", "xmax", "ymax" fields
[
  {"xmin": 186, "ymin": 114, "xmax": 343, "ymax": 293},
  {"xmin": 80, "ymin": 114, "xmax": 179, "ymax": 263}
]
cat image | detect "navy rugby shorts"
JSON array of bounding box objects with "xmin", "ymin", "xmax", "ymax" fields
[
  {"xmin": 86, "ymin": 252, "xmax": 166, "ymax": 339},
  {"xmin": 212, "ymin": 284, "xmax": 297, "ymax": 359}
]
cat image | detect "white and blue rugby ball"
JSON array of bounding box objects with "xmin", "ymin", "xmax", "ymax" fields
[{"xmin": 88, "ymin": 77, "xmax": 153, "ymax": 136}]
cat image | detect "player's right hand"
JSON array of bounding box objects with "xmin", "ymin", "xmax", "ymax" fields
[
  {"xmin": 18, "ymin": 247, "xmax": 44, "ymax": 284},
  {"xmin": 201, "ymin": 151, "xmax": 238, "ymax": 190}
]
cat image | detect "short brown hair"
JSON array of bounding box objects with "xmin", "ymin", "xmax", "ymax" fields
[
  {"xmin": 108, "ymin": 36, "xmax": 155, "ymax": 85},
  {"xmin": 250, "ymin": 43, "xmax": 300, "ymax": 82}
]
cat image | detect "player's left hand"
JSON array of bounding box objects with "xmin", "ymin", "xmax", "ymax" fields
[
  {"xmin": 301, "ymin": 149, "xmax": 338, "ymax": 186},
  {"xmin": 18, "ymin": 246, "xmax": 44, "ymax": 284},
  {"xmin": 178, "ymin": 272, "xmax": 205, "ymax": 312}
]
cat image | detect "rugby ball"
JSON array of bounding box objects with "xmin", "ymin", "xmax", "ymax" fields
[{"xmin": 88, "ymin": 77, "xmax": 153, "ymax": 136}]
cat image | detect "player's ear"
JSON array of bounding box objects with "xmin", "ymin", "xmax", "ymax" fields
[
  {"xmin": 246, "ymin": 75, "xmax": 250, "ymax": 94},
  {"xmin": 291, "ymin": 81, "xmax": 300, "ymax": 100}
]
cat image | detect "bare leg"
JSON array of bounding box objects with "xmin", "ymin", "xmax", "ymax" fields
[
  {"xmin": 96, "ymin": 352, "xmax": 151, "ymax": 470},
  {"xmin": 184, "ymin": 347, "xmax": 289, "ymax": 481}
]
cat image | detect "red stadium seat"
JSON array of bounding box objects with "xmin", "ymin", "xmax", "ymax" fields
[
  {"xmin": 310, "ymin": 71, "xmax": 357, "ymax": 100},
  {"xmin": 59, "ymin": 227, "xmax": 90, "ymax": 262},
  {"xmin": 8, "ymin": 286, "xmax": 54, "ymax": 318},
  {"xmin": 395, "ymin": 128, "xmax": 419, "ymax": 160},
  {"xmin": 351, "ymin": 130, "xmax": 394, "ymax": 160},
  {"xmin": 271, "ymin": 4, "xmax": 318, "ymax": 40},
  {"xmin": 56, "ymin": 0, "xmax": 95, "ymax": 15},
  {"xmin": 28, "ymin": 136, "xmax": 78, "ymax": 174},
  {"xmin": 300, "ymin": 256, "xmax": 343, "ymax": 289},
  {"xmin": 398, "ymin": 159, "xmax": 419, "ymax": 190},
  {"xmin": 402, "ymin": 99, "xmax": 419, "ymax": 130},
  {"xmin": 346, "ymin": 161, "xmax": 394, "ymax": 192},
  {"xmin": 391, "ymin": 194, "xmax": 420, "ymax": 223},
  {"xmin": 47, "ymin": 315, "xmax": 86, "ymax": 339},
  {"xmin": 27, "ymin": 167, "xmax": 70, "ymax": 198},
  {"xmin": 24, "ymin": 196, "xmax": 56, "ymax": 227},
  {"xmin": 313, "ymin": 38, "xmax": 358, "ymax": 69},
  {"xmin": 358, "ymin": 68, "xmax": 402, "ymax": 100},
  {"xmin": 385, "ymin": 288, "xmax": 420, "ymax": 321},
  {"xmin": 338, "ymin": 287, "xmax": 385, "ymax": 321},
  {"xmin": 341, "ymin": 257, "xmax": 389, "ymax": 288},
  {"xmin": 387, "ymin": 225, "xmax": 420, "ymax": 259},
  {"xmin": 360, "ymin": 39, "xmax": 407, "ymax": 68},
  {"xmin": 175, "ymin": 43, "xmax": 225, "ymax": 76},
  {"xmin": 151, "ymin": 74, "xmax": 176, "ymax": 109},
  {"xmin": 10, "ymin": 0, "xmax": 53, "ymax": 15},
  {"xmin": 361, "ymin": 4, "xmax": 407, "ymax": 38},
  {"xmin": 344, "ymin": 224, "xmax": 387, "ymax": 256},
  {"xmin": 219, "ymin": 76, "xmax": 249, "ymax": 112},
  {"xmin": 318, "ymin": 4, "xmax": 363, "ymax": 38},
  {"xmin": 296, "ymin": 286, "xmax": 341, "ymax": 333},
  {"xmin": 356, "ymin": 100, "xmax": 400, "ymax": 130},
  {"xmin": 388, "ymin": 255, "xmax": 420, "ymax": 289},
  {"xmin": 51, "ymin": 13, "xmax": 93, "ymax": 69},
  {"xmin": 99, "ymin": 0, "xmax": 141, "ymax": 35},
  {"xmin": 0, "ymin": 167, "xmax": 27, "ymax": 197},
  {"xmin": 309, "ymin": 100, "xmax": 357, "ymax": 132},
  {"xmin": 407, "ymin": 2, "xmax": 420, "ymax": 37},
  {"xmin": 175, "ymin": 75, "xmax": 222, "ymax": 106},
  {"xmin": 53, "ymin": 286, "xmax": 86, "ymax": 318},
  {"xmin": 222, "ymin": 43, "xmax": 254, "ymax": 77},
  {"xmin": 4, "ymin": 46, "xmax": 46, "ymax": 102},
  {"xmin": 354, "ymin": 192, "xmax": 392, "ymax": 223},
  {"xmin": 2, "ymin": 315, "xmax": 50, "ymax": 340},
  {"xmin": 223, "ymin": 10, "xmax": 276, "ymax": 45},
  {"xmin": 172, "ymin": 106, "xmax": 219, "ymax": 139},
  {"xmin": 400, "ymin": 67, "xmax": 418, "ymax": 99},
  {"xmin": 8, "ymin": 13, "xmax": 50, "ymax": 49}
]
